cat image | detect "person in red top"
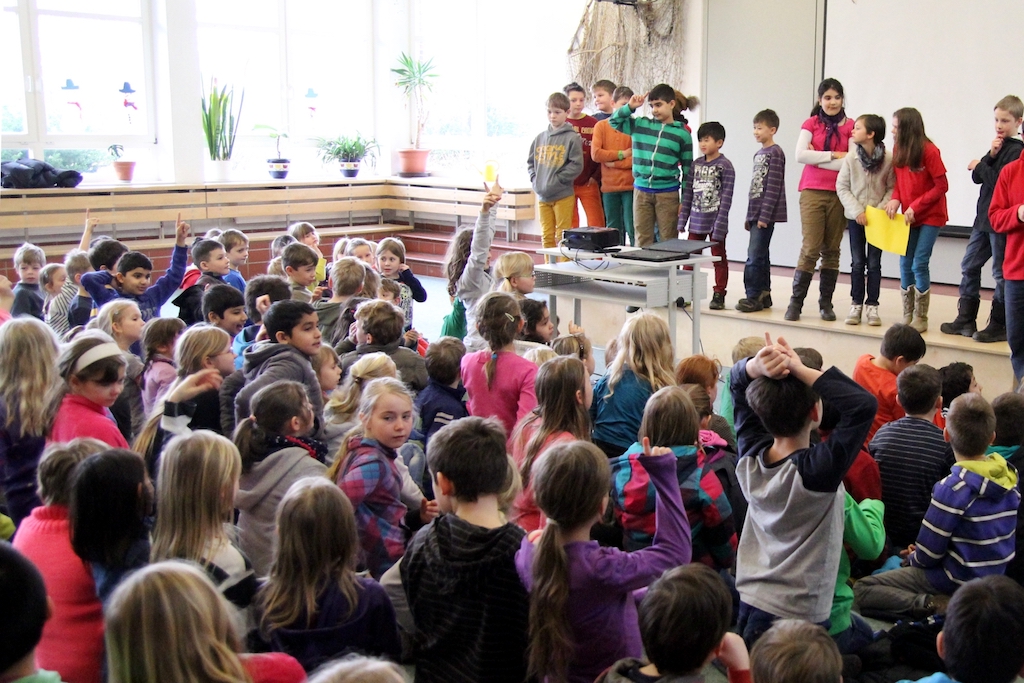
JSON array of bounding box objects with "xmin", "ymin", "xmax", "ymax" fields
[
  {"xmin": 852, "ymin": 323, "xmax": 927, "ymax": 446},
  {"xmin": 989, "ymin": 147, "xmax": 1024, "ymax": 380},
  {"xmin": 564, "ymin": 82, "xmax": 605, "ymax": 228},
  {"xmin": 50, "ymin": 331, "xmax": 130, "ymax": 449},
  {"xmin": 884, "ymin": 108, "xmax": 949, "ymax": 333}
]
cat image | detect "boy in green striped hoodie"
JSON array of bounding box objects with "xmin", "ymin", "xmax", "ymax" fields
[{"xmin": 610, "ymin": 84, "xmax": 694, "ymax": 247}]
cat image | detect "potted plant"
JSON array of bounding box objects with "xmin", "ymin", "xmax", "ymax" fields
[
  {"xmin": 315, "ymin": 134, "xmax": 378, "ymax": 178},
  {"xmin": 391, "ymin": 52, "xmax": 437, "ymax": 176},
  {"xmin": 254, "ymin": 124, "xmax": 289, "ymax": 179},
  {"xmin": 201, "ymin": 79, "xmax": 244, "ymax": 182},
  {"xmin": 107, "ymin": 144, "xmax": 135, "ymax": 182}
]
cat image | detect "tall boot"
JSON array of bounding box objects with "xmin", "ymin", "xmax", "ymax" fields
[
  {"xmin": 973, "ymin": 298, "xmax": 1007, "ymax": 343},
  {"xmin": 818, "ymin": 268, "xmax": 839, "ymax": 321},
  {"xmin": 911, "ymin": 289, "xmax": 930, "ymax": 332},
  {"xmin": 940, "ymin": 297, "xmax": 980, "ymax": 337},
  {"xmin": 901, "ymin": 286, "xmax": 916, "ymax": 325},
  {"xmin": 785, "ymin": 270, "xmax": 814, "ymax": 321}
]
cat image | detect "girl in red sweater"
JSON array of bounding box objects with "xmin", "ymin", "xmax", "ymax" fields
[
  {"xmin": 885, "ymin": 107, "xmax": 949, "ymax": 332},
  {"xmin": 51, "ymin": 330, "xmax": 130, "ymax": 448},
  {"xmin": 12, "ymin": 438, "xmax": 107, "ymax": 683}
]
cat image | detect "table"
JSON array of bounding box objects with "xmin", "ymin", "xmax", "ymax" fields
[{"xmin": 533, "ymin": 246, "xmax": 716, "ymax": 354}]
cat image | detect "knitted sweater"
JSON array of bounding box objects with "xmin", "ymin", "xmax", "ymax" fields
[
  {"xmin": 12, "ymin": 505, "xmax": 104, "ymax": 683},
  {"xmin": 836, "ymin": 146, "xmax": 896, "ymax": 220},
  {"xmin": 908, "ymin": 454, "xmax": 1020, "ymax": 593},
  {"xmin": 591, "ymin": 119, "xmax": 634, "ymax": 192},
  {"xmin": 610, "ymin": 104, "xmax": 693, "ymax": 192}
]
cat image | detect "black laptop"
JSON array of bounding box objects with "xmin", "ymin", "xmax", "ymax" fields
[{"xmin": 613, "ymin": 238, "xmax": 716, "ymax": 262}]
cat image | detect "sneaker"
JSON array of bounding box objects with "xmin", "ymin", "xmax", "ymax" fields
[
  {"xmin": 865, "ymin": 305, "xmax": 881, "ymax": 326},
  {"xmin": 735, "ymin": 297, "xmax": 764, "ymax": 313},
  {"xmin": 710, "ymin": 292, "xmax": 725, "ymax": 310},
  {"xmin": 845, "ymin": 304, "xmax": 863, "ymax": 325}
]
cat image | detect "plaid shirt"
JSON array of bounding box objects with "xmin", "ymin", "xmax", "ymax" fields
[
  {"xmin": 610, "ymin": 443, "xmax": 737, "ymax": 570},
  {"xmin": 336, "ymin": 436, "xmax": 408, "ymax": 579}
]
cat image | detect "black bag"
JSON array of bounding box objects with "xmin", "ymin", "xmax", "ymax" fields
[
  {"xmin": 887, "ymin": 614, "xmax": 945, "ymax": 673},
  {"xmin": 1, "ymin": 158, "xmax": 82, "ymax": 188}
]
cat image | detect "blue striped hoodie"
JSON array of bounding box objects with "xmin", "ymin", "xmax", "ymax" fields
[{"xmin": 909, "ymin": 454, "xmax": 1020, "ymax": 593}]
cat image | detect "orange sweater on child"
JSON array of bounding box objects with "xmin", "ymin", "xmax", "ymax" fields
[{"xmin": 592, "ymin": 119, "xmax": 634, "ymax": 192}]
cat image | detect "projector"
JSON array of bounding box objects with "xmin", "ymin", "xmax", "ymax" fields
[{"xmin": 564, "ymin": 226, "xmax": 620, "ymax": 252}]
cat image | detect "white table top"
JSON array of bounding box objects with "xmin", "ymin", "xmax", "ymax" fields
[{"xmin": 537, "ymin": 245, "xmax": 719, "ymax": 268}]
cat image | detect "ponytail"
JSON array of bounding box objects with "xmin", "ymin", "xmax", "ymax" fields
[
  {"xmin": 232, "ymin": 380, "xmax": 311, "ymax": 473},
  {"xmin": 528, "ymin": 521, "xmax": 574, "ymax": 682},
  {"xmin": 475, "ymin": 292, "xmax": 521, "ymax": 390}
]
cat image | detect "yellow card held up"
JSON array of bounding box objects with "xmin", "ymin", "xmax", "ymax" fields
[{"xmin": 865, "ymin": 205, "xmax": 910, "ymax": 256}]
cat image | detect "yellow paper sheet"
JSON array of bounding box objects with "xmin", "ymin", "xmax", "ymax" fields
[{"xmin": 865, "ymin": 205, "xmax": 910, "ymax": 256}]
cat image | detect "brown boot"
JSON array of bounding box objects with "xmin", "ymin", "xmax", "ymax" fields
[
  {"xmin": 911, "ymin": 289, "xmax": 930, "ymax": 332},
  {"xmin": 901, "ymin": 286, "xmax": 916, "ymax": 325}
]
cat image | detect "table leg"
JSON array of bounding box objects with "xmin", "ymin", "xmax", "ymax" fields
[
  {"xmin": 667, "ymin": 266, "xmax": 678, "ymax": 352},
  {"xmin": 574, "ymin": 298, "xmax": 582, "ymax": 326},
  {"xmin": 548, "ymin": 293, "xmax": 558, "ymax": 328},
  {"xmin": 691, "ymin": 268, "xmax": 701, "ymax": 354}
]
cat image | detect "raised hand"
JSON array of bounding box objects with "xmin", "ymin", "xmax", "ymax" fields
[
  {"xmin": 628, "ymin": 92, "xmax": 647, "ymax": 110},
  {"xmin": 174, "ymin": 212, "xmax": 191, "ymax": 247},
  {"xmin": 166, "ymin": 368, "xmax": 224, "ymax": 404},
  {"xmin": 641, "ymin": 436, "xmax": 672, "ymax": 458},
  {"xmin": 482, "ymin": 175, "xmax": 504, "ymax": 211}
]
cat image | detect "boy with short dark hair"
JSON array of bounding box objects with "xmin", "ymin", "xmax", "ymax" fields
[
  {"xmin": 202, "ymin": 283, "xmax": 247, "ymax": 338},
  {"xmin": 990, "ymin": 392, "xmax": 1024, "ymax": 585},
  {"xmin": 281, "ymin": 242, "xmax": 320, "ymax": 303},
  {"xmin": 736, "ymin": 109, "xmax": 787, "ymax": 313},
  {"xmin": 895, "ymin": 575, "xmax": 1024, "ymax": 683},
  {"xmin": 855, "ymin": 393, "xmax": 1021, "ymax": 621},
  {"xmin": 939, "ymin": 361, "xmax": 979, "ymax": 416},
  {"xmin": 750, "ymin": 620, "xmax": 842, "ymax": 683},
  {"xmin": 400, "ymin": 416, "xmax": 530, "ymax": 683},
  {"xmin": 592, "ymin": 86, "xmax": 636, "ymax": 245},
  {"xmin": 338, "ymin": 299, "xmax": 427, "ymax": 392},
  {"xmin": 730, "ymin": 334, "xmax": 876, "ymax": 647},
  {"xmin": 869, "ymin": 364, "xmax": 954, "ymax": 549},
  {"xmin": 853, "ymin": 323, "xmax": 928, "ymax": 444},
  {"xmin": 81, "ymin": 215, "xmax": 190, "ymax": 320},
  {"xmin": 232, "ymin": 299, "xmax": 324, "ymax": 428},
  {"xmin": 232, "ymin": 274, "xmax": 292, "ymax": 369},
  {"xmin": 219, "ymin": 228, "xmax": 249, "ymax": 292},
  {"xmin": 415, "ymin": 336, "xmax": 469, "ymax": 448},
  {"xmin": 171, "ymin": 238, "xmax": 234, "ymax": 324},
  {"xmin": 378, "ymin": 277, "xmax": 401, "ymax": 306},
  {"xmin": 528, "ymin": 92, "xmax": 584, "ymax": 250},
  {"xmin": 563, "ymin": 81, "xmax": 605, "ymax": 229},
  {"xmin": 315, "ymin": 256, "xmax": 365, "ymax": 347},
  {"xmin": 0, "ymin": 542, "xmax": 69, "ymax": 683},
  {"xmin": 590, "ymin": 79, "xmax": 617, "ymax": 121},
  {"xmin": 942, "ymin": 94, "xmax": 1024, "ymax": 342},
  {"xmin": 598, "ymin": 564, "xmax": 752, "ymax": 683},
  {"xmin": 610, "ymin": 85, "xmax": 694, "ymax": 247},
  {"xmin": 10, "ymin": 242, "xmax": 46, "ymax": 319},
  {"xmin": 677, "ymin": 121, "xmax": 735, "ymax": 309}
]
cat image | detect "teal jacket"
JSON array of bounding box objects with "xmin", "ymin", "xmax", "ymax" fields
[{"xmin": 610, "ymin": 104, "xmax": 693, "ymax": 192}]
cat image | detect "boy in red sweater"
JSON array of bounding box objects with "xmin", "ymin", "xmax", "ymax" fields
[
  {"xmin": 990, "ymin": 148, "xmax": 1024, "ymax": 380},
  {"xmin": 564, "ymin": 82, "xmax": 605, "ymax": 228},
  {"xmin": 852, "ymin": 323, "xmax": 927, "ymax": 446}
]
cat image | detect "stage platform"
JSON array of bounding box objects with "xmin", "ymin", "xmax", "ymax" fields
[{"xmin": 548, "ymin": 270, "xmax": 1015, "ymax": 396}]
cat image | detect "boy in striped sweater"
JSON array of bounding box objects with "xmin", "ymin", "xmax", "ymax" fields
[
  {"xmin": 610, "ymin": 84, "xmax": 694, "ymax": 247},
  {"xmin": 854, "ymin": 393, "xmax": 1021, "ymax": 621}
]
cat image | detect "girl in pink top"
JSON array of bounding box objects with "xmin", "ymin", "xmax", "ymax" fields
[
  {"xmin": 787, "ymin": 78, "xmax": 855, "ymax": 323},
  {"xmin": 50, "ymin": 331, "xmax": 130, "ymax": 449},
  {"xmin": 13, "ymin": 438, "xmax": 108, "ymax": 683},
  {"xmin": 461, "ymin": 292, "xmax": 538, "ymax": 438},
  {"xmin": 509, "ymin": 357, "xmax": 592, "ymax": 532}
]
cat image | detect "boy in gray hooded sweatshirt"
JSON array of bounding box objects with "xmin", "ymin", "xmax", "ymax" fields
[{"xmin": 528, "ymin": 91, "xmax": 584, "ymax": 249}]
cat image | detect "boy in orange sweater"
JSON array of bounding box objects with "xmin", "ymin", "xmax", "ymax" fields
[{"xmin": 592, "ymin": 86, "xmax": 636, "ymax": 245}]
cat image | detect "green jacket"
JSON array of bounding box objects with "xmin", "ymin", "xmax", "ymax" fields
[
  {"xmin": 831, "ymin": 493, "xmax": 885, "ymax": 635},
  {"xmin": 610, "ymin": 104, "xmax": 693, "ymax": 192}
]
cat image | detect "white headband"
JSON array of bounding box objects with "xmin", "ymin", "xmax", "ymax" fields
[{"xmin": 73, "ymin": 342, "xmax": 123, "ymax": 374}]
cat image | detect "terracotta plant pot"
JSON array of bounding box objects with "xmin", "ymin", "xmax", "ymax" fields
[
  {"xmin": 268, "ymin": 158, "xmax": 290, "ymax": 179},
  {"xmin": 112, "ymin": 160, "xmax": 136, "ymax": 182},
  {"xmin": 396, "ymin": 148, "xmax": 430, "ymax": 175}
]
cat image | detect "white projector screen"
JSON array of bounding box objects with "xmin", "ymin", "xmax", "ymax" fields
[{"xmin": 824, "ymin": 0, "xmax": 1022, "ymax": 228}]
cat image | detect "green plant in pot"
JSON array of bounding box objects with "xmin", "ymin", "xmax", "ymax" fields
[
  {"xmin": 315, "ymin": 134, "xmax": 378, "ymax": 178},
  {"xmin": 391, "ymin": 52, "xmax": 437, "ymax": 175},
  {"xmin": 254, "ymin": 124, "xmax": 290, "ymax": 179},
  {"xmin": 107, "ymin": 144, "xmax": 135, "ymax": 183},
  {"xmin": 201, "ymin": 79, "xmax": 244, "ymax": 181}
]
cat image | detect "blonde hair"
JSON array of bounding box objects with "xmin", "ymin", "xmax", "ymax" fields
[
  {"xmin": 288, "ymin": 221, "xmax": 317, "ymax": 242},
  {"xmin": 639, "ymin": 385, "xmax": 700, "ymax": 448},
  {"xmin": 267, "ymin": 257, "xmax": 285, "ymax": 277},
  {"xmin": 105, "ymin": 561, "xmax": 252, "ymax": 683},
  {"xmin": 37, "ymin": 438, "xmax": 107, "ymax": 506},
  {"xmin": 524, "ymin": 346, "xmax": 557, "ymax": 366},
  {"xmin": 325, "ymin": 352, "xmax": 397, "ymax": 423},
  {"xmin": 375, "ymin": 237, "xmax": 406, "ymax": 263},
  {"xmin": 0, "ymin": 317, "xmax": 62, "ymax": 437},
  {"xmin": 606, "ymin": 313, "xmax": 675, "ymax": 398},
  {"xmin": 311, "ymin": 345, "xmax": 340, "ymax": 377},
  {"xmin": 95, "ymin": 299, "xmax": 141, "ymax": 344},
  {"xmin": 731, "ymin": 336, "xmax": 765, "ymax": 364},
  {"xmin": 151, "ymin": 432, "xmax": 242, "ymax": 565},
  {"xmin": 493, "ymin": 252, "xmax": 535, "ymax": 295},
  {"xmin": 326, "ymin": 377, "xmax": 412, "ymax": 481},
  {"xmin": 750, "ymin": 619, "xmax": 842, "ymax": 683},
  {"xmin": 550, "ymin": 332, "xmax": 593, "ymax": 364},
  {"xmin": 258, "ymin": 477, "xmax": 361, "ymax": 634},
  {"xmin": 344, "ymin": 238, "xmax": 376, "ymax": 259},
  {"xmin": 308, "ymin": 657, "xmax": 406, "ymax": 683},
  {"xmin": 332, "ymin": 238, "xmax": 349, "ymax": 263}
]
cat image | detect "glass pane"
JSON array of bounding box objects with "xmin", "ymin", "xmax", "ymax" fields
[
  {"xmin": 197, "ymin": 0, "xmax": 277, "ymax": 28},
  {"xmin": 286, "ymin": 0, "xmax": 374, "ymax": 141},
  {"xmin": 39, "ymin": 15, "xmax": 147, "ymax": 135},
  {"xmin": 43, "ymin": 148, "xmax": 109, "ymax": 173},
  {"xmin": 37, "ymin": 0, "xmax": 140, "ymax": 17},
  {"xmin": 198, "ymin": 26, "xmax": 282, "ymax": 133},
  {"xmin": 1, "ymin": 10, "xmax": 26, "ymax": 133},
  {"xmin": 1, "ymin": 149, "xmax": 29, "ymax": 162}
]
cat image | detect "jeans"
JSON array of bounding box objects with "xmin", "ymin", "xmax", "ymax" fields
[
  {"xmin": 1006, "ymin": 279, "xmax": 1024, "ymax": 382},
  {"xmin": 633, "ymin": 188, "xmax": 679, "ymax": 247},
  {"xmin": 737, "ymin": 602, "xmax": 830, "ymax": 651},
  {"xmin": 832, "ymin": 612, "xmax": 875, "ymax": 655},
  {"xmin": 899, "ymin": 224, "xmax": 941, "ymax": 291},
  {"xmin": 602, "ymin": 190, "xmax": 634, "ymax": 245},
  {"xmin": 848, "ymin": 220, "xmax": 882, "ymax": 305},
  {"xmin": 958, "ymin": 229, "xmax": 1006, "ymax": 304},
  {"xmin": 743, "ymin": 221, "xmax": 774, "ymax": 299}
]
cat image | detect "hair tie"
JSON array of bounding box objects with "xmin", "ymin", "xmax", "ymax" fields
[
  {"xmin": 491, "ymin": 352, "xmax": 499, "ymax": 360},
  {"xmin": 504, "ymin": 312, "xmax": 515, "ymax": 322},
  {"xmin": 72, "ymin": 342, "xmax": 122, "ymax": 374}
]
